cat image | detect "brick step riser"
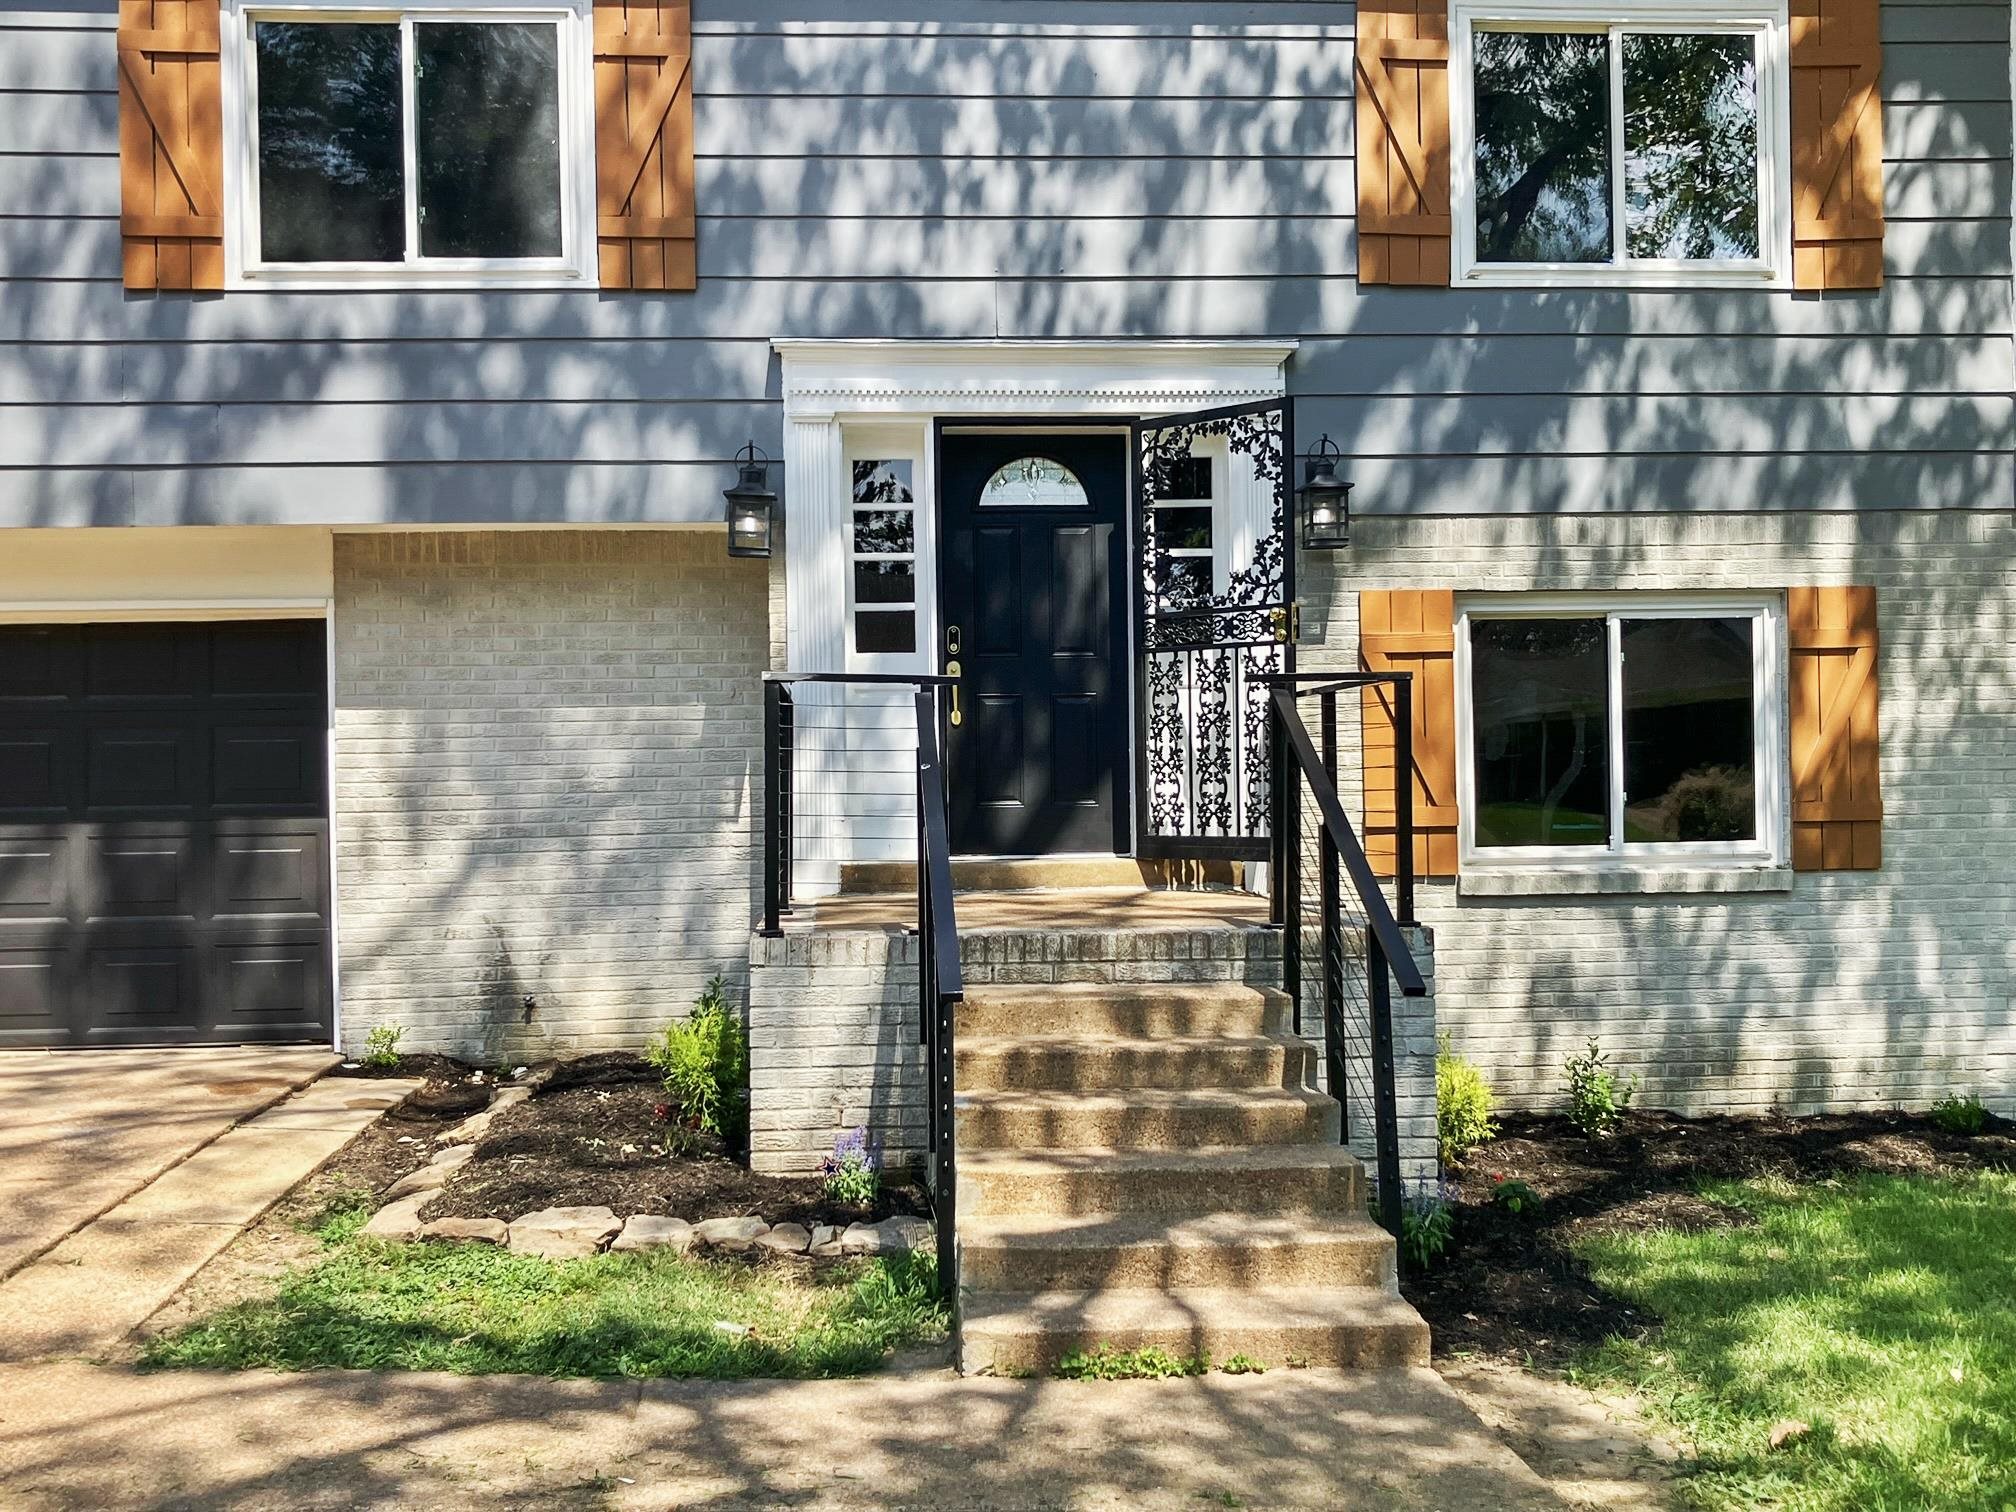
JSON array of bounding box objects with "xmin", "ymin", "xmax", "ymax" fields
[
  {"xmin": 956, "ymin": 1002, "xmax": 1288, "ymax": 1039},
  {"xmin": 959, "ymin": 1236, "xmax": 1395, "ymax": 1293},
  {"xmin": 956, "ymin": 1099, "xmax": 1340, "ymax": 1152},
  {"xmin": 955, "ymin": 1043, "xmax": 1316, "ymax": 1094},
  {"xmin": 961, "ymin": 1164, "xmax": 1363, "ymax": 1219},
  {"xmin": 959, "ymin": 1318, "xmax": 1427, "ymax": 1376}
]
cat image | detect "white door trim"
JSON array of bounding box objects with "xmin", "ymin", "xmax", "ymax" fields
[{"xmin": 772, "ymin": 340, "xmax": 1296, "ymax": 890}]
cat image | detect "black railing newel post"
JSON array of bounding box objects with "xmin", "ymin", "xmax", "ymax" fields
[
  {"xmin": 1393, "ymin": 674, "xmax": 1417, "ymax": 928},
  {"xmin": 1273, "ymin": 692, "xmax": 1302, "ymax": 1027},
  {"xmin": 1366, "ymin": 932, "xmax": 1405, "ymax": 1245},
  {"xmin": 761, "ymin": 678, "xmax": 785, "ymax": 938},
  {"xmin": 1319, "ymin": 691, "xmax": 1347, "ymax": 1134}
]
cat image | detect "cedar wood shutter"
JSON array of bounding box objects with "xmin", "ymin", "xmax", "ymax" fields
[
  {"xmin": 1791, "ymin": 0, "xmax": 1885, "ymax": 290},
  {"xmin": 594, "ymin": 0, "xmax": 696, "ymax": 291},
  {"xmin": 1788, "ymin": 586, "xmax": 1882, "ymax": 870},
  {"xmin": 1355, "ymin": 0, "xmax": 1451, "ymax": 286},
  {"xmin": 118, "ymin": 0, "xmax": 224, "ymax": 291},
  {"xmin": 1359, "ymin": 590, "xmax": 1459, "ymax": 878}
]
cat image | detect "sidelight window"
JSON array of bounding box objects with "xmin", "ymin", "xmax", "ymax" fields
[
  {"xmin": 230, "ymin": 1, "xmax": 594, "ymax": 283},
  {"xmin": 849, "ymin": 460, "xmax": 919, "ymax": 657},
  {"xmin": 1456, "ymin": 596, "xmax": 1784, "ymax": 866},
  {"xmin": 1149, "ymin": 452, "xmax": 1217, "ymax": 609}
]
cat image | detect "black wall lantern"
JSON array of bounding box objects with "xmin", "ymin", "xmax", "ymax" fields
[
  {"xmin": 723, "ymin": 441, "xmax": 778, "ymax": 558},
  {"xmin": 1297, "ymin": 434, "xmax": 1353, "ymax": 550}
]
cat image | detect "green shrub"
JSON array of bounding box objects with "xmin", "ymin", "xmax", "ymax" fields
[
  {"xmin": 645, "ymin": 975, "xmax": 749, "ymax": 1145},
  {"xmin": 1220, "ymin": 1353, "xmax": 1267, "ymax": 1375},
  {"xmin": 1436, "ymin": 1035, "xmax": 1498, "ymax": 1167},
  {"xmin": 1400, "ymin": 1178, "xmax": 1456, "ymax": 1271},
  {"xmin": 1488, "ymin": 1174, "xmax": 1544, "ymax": 1218},
  {"xmin": 1929, "ymin": 1094, "xmax": 1988, "ymax": 1136},
  {"xmin": 1563, "ymin": 1038, "xmax": 1638, "ymax": 1139},
  {"xmin": 1053, "ymin": 1344, "xmax": 1210, "ymax": 1380},
  {"xmin": 360, "ymin": 1025, "xmax": 404, "ymax": 1071}
]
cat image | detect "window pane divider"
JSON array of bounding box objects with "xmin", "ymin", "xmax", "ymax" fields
[
  {"xmin": 1605, "ymin": 611, "xmax": 1626, "ymax": 854},
  {"xmin": 398, "ymin": 16, "xmax": 421, "ymax": 268},
  {"xmin": 1606, "ymin": 28, "xmax": 1627, "ymax": 266}
]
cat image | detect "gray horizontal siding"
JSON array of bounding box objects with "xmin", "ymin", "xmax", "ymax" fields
[{"xmin": 0, "ymin": 0, "xmax": 2009, "ymax": 526}]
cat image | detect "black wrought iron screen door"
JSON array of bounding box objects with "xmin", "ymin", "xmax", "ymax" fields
[{"xmin": 1132, "ymin": 398, "xmax": 1295, "ymax": 860}]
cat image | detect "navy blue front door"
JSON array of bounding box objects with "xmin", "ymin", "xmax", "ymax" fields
[{"xmin": 937, "ymin": 429, "xmax": 1131, "ymax": 856}]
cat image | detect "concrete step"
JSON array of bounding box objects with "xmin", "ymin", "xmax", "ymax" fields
[
  {"xmin": 959, "ymin": 1284, "xmax": 1431, "ymax": 1375},
  {"xmin": 956, "ymin": 1087, "xmax": 1338, "ymax": 1151},
  {"xmin": 955, "ymin": 1033, "xmax": 1315, "ymax": 1093},
  {"xmin": 955, "ymin": 984, "xmax": 1290, "ymax": 1039},
  {"xmin": 960, "ymin": 1143, "xmax": 1365, "ymax": 1218},
  {"xmin": 959, "ymin": 1211, "xmax": 1397, "ymax": 1293}
]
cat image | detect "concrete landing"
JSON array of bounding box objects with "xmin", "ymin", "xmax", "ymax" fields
[
  {"xmin": 0, "ymin": 1360, "xmax": 1566, "ymax": 1510},
  {"xmin": 0, "ymin": 1072, "xmax": 419, "ymax": 1363}
]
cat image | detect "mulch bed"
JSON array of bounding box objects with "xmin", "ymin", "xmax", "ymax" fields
[
  {"xmin": 1406, "ymin": 1107, "xmax": 2016, "ymax": 1367},
  {"xmin": 418, "ymin": 1053, "xmax": 930, "ymax": 1230}
]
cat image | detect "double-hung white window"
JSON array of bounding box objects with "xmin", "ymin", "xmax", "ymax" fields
[
  {"xmin": 1450, "ymin": 0, "xmax": 1789, "ymax": 286},
  {"xmin": 223, "ymin": 0, "xmax": 596, "ymax": 284},
  {"xmin": 1454, "ymin": 595, "xmax": 1785, "ymax": 870}
]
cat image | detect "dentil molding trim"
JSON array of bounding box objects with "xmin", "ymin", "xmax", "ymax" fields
[{"xmin": 773, "ymin": 340, "xmax": 1298, "ymax": 420}]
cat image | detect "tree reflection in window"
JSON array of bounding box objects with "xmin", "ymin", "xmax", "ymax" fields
[
  {"xmin": 1624, "ymin": 35, "xmax": 1759, "ymax": 259},
  {"xmin": 1472, "ymin": 25, "xmax": 1762, "ymax": 266}
]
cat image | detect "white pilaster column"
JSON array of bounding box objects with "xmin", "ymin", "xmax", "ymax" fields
[{"xmin": 783, "ymin": 415, "xmax": 845, "ymax": 675}]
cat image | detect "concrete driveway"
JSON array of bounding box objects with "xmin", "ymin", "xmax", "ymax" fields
[{"xmin": 0, "ymin": 1048, "xmax": 336, "ymax": 1283}]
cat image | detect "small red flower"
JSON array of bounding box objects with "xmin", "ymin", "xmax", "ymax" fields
[{"xmin": 652, "ymin": 1102, "xmax": 673, "ymax": 1123}]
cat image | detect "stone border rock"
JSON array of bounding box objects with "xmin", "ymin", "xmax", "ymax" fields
[{"xmin": 360, "ymin": 1192, "xmax": 933, "ymax": 1264}]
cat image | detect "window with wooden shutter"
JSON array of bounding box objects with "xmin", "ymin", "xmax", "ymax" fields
[
  {"xmin": 1356, "ymin": 0, "xmax": 1452, "ymax": 286},
  {"xmin": 119, "ymin": 0, "xmax": 224, "ymax": 291},
  {"xmin": 1360, "ymin": 590, "xmax": 1460, "ymax": 877},
  {"xmin": 1788, "ymin": 586, "xmax": 1882, "ymax": 870},
  {"xmin": 594, "ymin": 0, "xmax": 695, "ymax": 291},
  {"xmin": 1791, "ymin": 0, "xmax": 1884, "ymax": 290}
]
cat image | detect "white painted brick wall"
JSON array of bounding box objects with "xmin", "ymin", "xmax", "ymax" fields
[
  {"xmin": 1301, "ymin": 510, "xmax": 2016, "ymax": 1120},
  {"xmin": 332, "ymin": 530, "xmax": 770, "ymax": 1063}
]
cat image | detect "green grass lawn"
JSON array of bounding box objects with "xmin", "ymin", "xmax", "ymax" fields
[
  {"xmin": 143, "ymin": 1206, "xmax": 947, "ymax": 1380},
  {"xmin": 1571, "ymin": 1170, "xmax": 2016, "ymax": 1512}
]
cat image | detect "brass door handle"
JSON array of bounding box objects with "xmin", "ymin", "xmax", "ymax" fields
[{"xmin": 946, "ymin": 660, "xmax": 962, "ymax": 726}]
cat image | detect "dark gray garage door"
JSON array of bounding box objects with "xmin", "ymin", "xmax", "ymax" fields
[{"xmin": 0, "ymin": 620, "xmax": 332, "ymax": 1048}]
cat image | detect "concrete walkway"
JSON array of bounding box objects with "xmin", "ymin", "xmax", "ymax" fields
[
  {"xmin": 0, "ymin": 1048, "xmax": 339, "ymax": 1283},
  {"xmin": 0, "ymin": 1359, "xmax": 1565, "ymax": 1510},
  {"xmin": 0, "ymin": 1070, "xmax": 418, "ymax": 1363}
]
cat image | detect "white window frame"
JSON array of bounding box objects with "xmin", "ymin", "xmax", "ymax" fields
[
  {"xmin": 841, "ymin": 427, "xmax": 934, "ymax": 675},
  {"xmin": 220, "ymin": 0, "xmax": 598, "ymax": 289},
  {"xmin": 1454, "ymin": 592, "xmax": 1787, "ymax": 872},
  {"xmin": 1449, "ymin": 0, "xmax": 1791, "ymax": 289}
]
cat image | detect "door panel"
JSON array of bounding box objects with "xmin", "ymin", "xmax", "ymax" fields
[
  {"xmin": 939, "ymin": 430, "xmax": 1130, "ymax": 856},
  {"xmin": 0, "ymin": 620, "xmax": 332, "ymax": 1048}
]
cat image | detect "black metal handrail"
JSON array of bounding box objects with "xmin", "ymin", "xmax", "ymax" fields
[
  {"xmin": 1262, "ymin": 676, "xmax": 1427, "ymax": 1245},
  {"xmin": 759, "ymin": 672, "xmax": 963, "ymax": 1300}
]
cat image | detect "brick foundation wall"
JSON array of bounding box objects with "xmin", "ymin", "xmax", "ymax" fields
[
  {"xmin": 1302, "ymin": 511, "xmax": 2016, "ymax": 1119},
  {"xmin": 332, "ymin": 530, "xmax": 769, "ymax": 1062}
]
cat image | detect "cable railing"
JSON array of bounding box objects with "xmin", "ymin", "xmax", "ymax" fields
[
  {"xmin": 1263, "ymin": 674, "xmax": 1428, "ymax": 1245},
  {"xmin": 760, "ymin": 673, "xmax": 963, "ymax": 1299}
]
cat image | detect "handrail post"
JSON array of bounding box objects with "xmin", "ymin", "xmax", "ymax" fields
[
  {"xmin": 1393, "ymin": 674, "xmax": 1416, "ymax": 928},
  {"xmin": 1319, "ymin": 690, "xmax": 1346, "ymax": 1137},
  {"xmin": 1275, "ymin": 693, "xmax": 1301, "ymax": 1032},
  {"xmin": 1367, "ymin": 932, "xmax": 1405, "ymax": 1248},
  {"xmin": 761, "ymin": 678, "xmax": 784, "ymax": 937}
]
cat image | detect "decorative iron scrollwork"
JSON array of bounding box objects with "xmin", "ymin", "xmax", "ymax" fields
[{"xmin": 1136, "ymin": 400, "xmax": 1292, "ymax": 852}]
